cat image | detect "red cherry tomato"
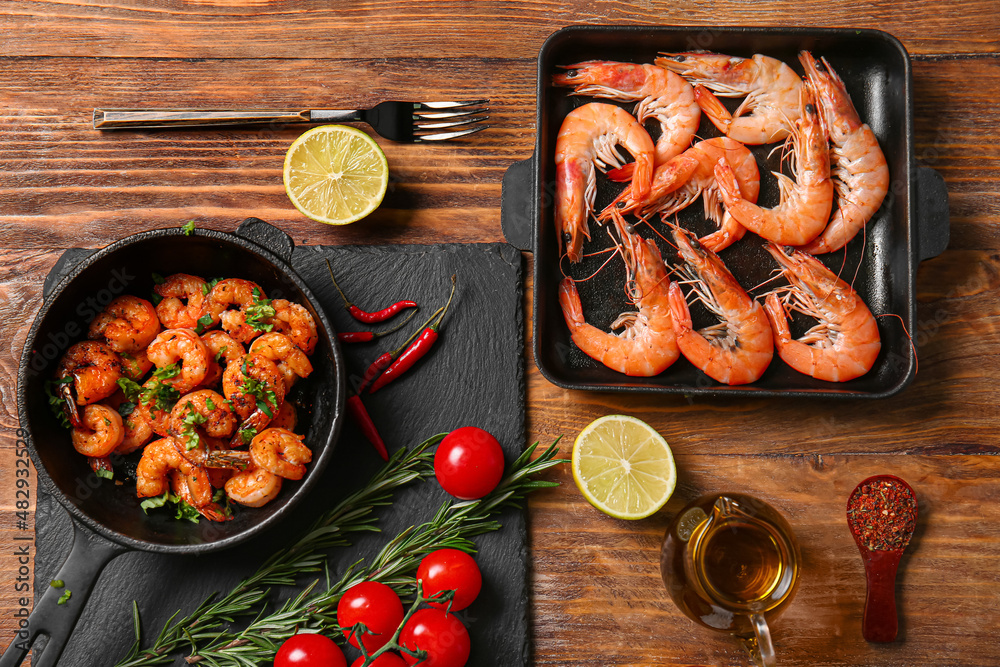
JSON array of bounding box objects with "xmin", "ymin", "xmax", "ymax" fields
[
  {"xmin": 337, "ymin": 581, "xmax": 404, "ymax": 652},
  {"xmin": 350, "ymin": 654, "xmax": 407, "ymax": 667},
  {"xmin": 274, "ymin": 633, "xmax": 346, "ymax": 667},
  {"xmin": 399, "ymin": 608, "xmax": 470, "ymax": 667},
  {"xmin": 434, "ymin": 427, "xmax": 505, "ymax": 500},
  {"xmin": 417, "ymin": 548, "xmax": 482, "ymax": 612}
]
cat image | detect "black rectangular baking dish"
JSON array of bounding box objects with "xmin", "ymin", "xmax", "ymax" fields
[{"xmin": 501, "ymin": 25, "xmax": 949, "ymax": 398}]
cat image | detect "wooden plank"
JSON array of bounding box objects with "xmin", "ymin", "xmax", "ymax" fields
[
  {"xmin": 527, "ymin": 454, "xmax": 1000, "ymax": 665},
  {"xmin": 1, "ymin": 1, "xmax": 998, "ymax": 58}
]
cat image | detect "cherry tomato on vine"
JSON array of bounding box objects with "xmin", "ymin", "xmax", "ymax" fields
[
  {"xmin": 417, "ymin": 548, "xmax": 482, "ymax": 611},
  {"xmin": 274, "ymin": 633, "xmax": 347, "ymax": 667},
  {"xmin": 337, "ymin": 581, "xmax": 404, "ymax": 652},
  {"xmin": 434, "ymin": 427, "xmax": 505, "ymax": 500},
  {"xmin": 351, "ymin": 653, "xmax": 407, "ymax": 667},
  {"xmin": 399, "ymin": 608, "xmax": 471, "ymax": 667}
]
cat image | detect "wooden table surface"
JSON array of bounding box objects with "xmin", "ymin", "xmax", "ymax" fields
[{"xmin": 2, "ymin": 2, "xmax": 998, "ymax": 665}]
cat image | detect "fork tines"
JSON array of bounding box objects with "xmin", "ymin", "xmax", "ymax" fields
[{"xmin": 413, "ymin": 99, "xmax": 489, "ymax": 141}]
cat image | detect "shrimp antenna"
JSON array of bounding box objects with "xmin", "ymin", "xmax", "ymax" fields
[
  {"xmin": 572, "ymin": 240, "xmax": 623, "ymax": 284},
  {"xmin": 876, "ymin": 312, "xmax": 918, "ymax": 375}
]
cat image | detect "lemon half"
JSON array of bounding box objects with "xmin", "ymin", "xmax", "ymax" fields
[
  {"xmin": 572, "ymin": 415, "xmax": 677, "ymax": 520},
  {"xmin": 283, "ymin": 124, "xmax": 389, "ymax": 225}
]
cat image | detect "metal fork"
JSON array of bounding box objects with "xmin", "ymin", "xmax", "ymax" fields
[{"xmin": 92, "ymin": 100, "xmax": 490, "ymax": 142}]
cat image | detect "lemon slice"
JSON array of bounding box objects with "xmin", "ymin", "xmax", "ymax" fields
[
  {"xmin": 572, "ymin": 415, "xmax": 677, "ymax": 520},
  {"xmin": 283, "ymin": 125, "xmax": 389, "ymax": 225}
]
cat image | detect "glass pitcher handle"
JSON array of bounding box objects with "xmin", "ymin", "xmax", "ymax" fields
[{"xmin": 739, "ymin": 613, "xmax": 776, "ymax": 667}]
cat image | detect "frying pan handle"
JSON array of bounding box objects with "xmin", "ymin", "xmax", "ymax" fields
[
  {"xmin": 235, "ymin": 217, "xmax": 296, "ymax": 265},
  {"xmin": 500, "ymin": 154, "xmax": 536, "ymax": 253},
  {"xmin": 0, "ymin": 518, "xmax": 125, "ymax": 667},
  {"xmin": 916, "ymin": 166, "xmax": 950, "ymax": 262}
]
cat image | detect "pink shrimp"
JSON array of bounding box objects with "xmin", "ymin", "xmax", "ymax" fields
[
  {"xmin": 249, "ymin": 332, "xmax": 313, "ymax": 392},
  {"xmin": 555, "ymin": 102, "xmax": 655, "ymax": 263},
  {"xmin": 71, "ymin": 404, "xmax": 124, "ymax": 457},
  {"xmin": 225, "ymin": 467, "xmax": 283, "ymax": 508},
  {"xmin": 204, "ymin": 278, "xmax": 269, "ymax": 344},
  {"xmin": 154, "ymin": 273, "xmax": 208, "ymax": 329},
  {"xmin": 269, "ymin": 299, "xmax": 318, "ymax": 355},
  {"xmin": 119, "ymin": 349, "xmax": 153, "ymax": 381},
  {"xmin": 558, "ymin": 225, "xmax": 678, "ymax": 376},
  {"xmin": 656, "ymin": 51, "xmax": 803, "ymax": 145},
  {"xmin": 797, "ymin": 51, "xmax": 890, "ymax": 254},
  {"xmin": 763, "ymin": 244, "xmax": 880, "ymax": 382},
  {"xmin": 200, "ymin": 330, "xmax": 246, "ymax": 388},
  {"xmin": 56, "ymin": 341, "xmax": 123, "ymax": 426},
  {"xmin": 146, "ymin": 328, "xmax": 211, "ymax": 393},
  {"xmin": 715, "ymin": 85, "xmax": 833, "ymax": 246},
  {"xmin": 667, "ymin": 227, "xmax": 773, "ymax": 385},
  {"xmin": 135, "ymin": 438, "xmax": 214, "ymax": 507},
  {"xmin": 223, "ymin": 352, "xmax": 286, "ymax": 445},
  {"xmin": 601, "ymin": 137, "xmax": 761, "ymax": 252},
  {"xmin": 250, "ymin": 428, "xmax": 312, "ymax": 481},
  {"xmin": 88, "ymin": 295, "xmax": 161, "ymax": 354},
  {"xmin": 170, "ymin": 469, "xmax": 231, "ymax": 522},
  {"xmin": 553, "ymin": 61, "xmax": 699, "ymax": 172}
]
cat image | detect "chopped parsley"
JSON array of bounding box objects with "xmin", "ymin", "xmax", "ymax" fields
[
  {"xmin": 193, "ymin": 313, "xmax": 215, "ymax": 335},
  {"xmin": 244, "ymin": 288, "xmax": 276, "ymax": 333},
  {"xmin": 139, "ymin": 489, "xmax": 226, "ymax": 524},
  {"xmin": 182, "ymin": 220, "xmax": 196, "ymax": 236},
  {"xmin": 50, "ymin": 580, "xmax": 64, "ymax": 589},
  {"xmin": 205, "ymin": 395, "xmax": 216, "ymax": 411},
  {"xmin": 95, "ymin": 467, "xmax": 114, "ymax": 480},
  {"xmin": 150, "ymin": 272, "xmax": 165, "ymax": 305},
  {"xmin": 201, "ymin": 277, "xmax": 222, "ymax": 296},
  {"xmin": 57, "ymin": 590, "xmax": 72, "ymax": 605},
  {"xmin": 238, "ymin": 427, "xmax": 256, "ymax": 444},
  {"xmin": 151, "ymin": 272, "xmax": 165, "ymax": 285},
  {"xmin": 117, "ymin": 401, "xmax": 136, "ymax": 418},
  {"xmin": 178, "ymin": 401, "xmax": 207, "ymax": 450},
  {"xmin": 117, "ymin": 365, "xmax": 181, "ymax": 414},
  {"xmin": 45, "ymin": 377, "xmax": 73, "ymax": 429}
]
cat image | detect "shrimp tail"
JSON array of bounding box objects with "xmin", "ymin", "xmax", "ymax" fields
[
  {"xmin": 693, "ymin": 84, "xmax": 736, "ymax": 136},
  {"xmin": 58, "ymin": 373, "xmax": 83, "ymax": 428}
]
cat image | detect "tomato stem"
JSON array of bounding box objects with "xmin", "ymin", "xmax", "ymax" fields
[{"xmin": 353, "ymin": 586, "xmax": 455, "ymax": 666}]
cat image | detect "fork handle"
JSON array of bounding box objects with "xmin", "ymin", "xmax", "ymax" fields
[{"xmin": 92, "ymin": 108, "xmax": 362, "ymax": 129}]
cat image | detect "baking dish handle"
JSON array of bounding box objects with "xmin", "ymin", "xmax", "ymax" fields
[
  {"xmin": 0, "ymin": 517, "xmax": 126, "ymax": 667},
  {"xmin": 916, "ymin": 166, "xmax": 950, "ymax": 262},
  {"xmin": 501, "ymin": 154, "xmax": 536, "ymax": 253},
  {"xmin": 235, "ymin": 217, "xmax": 296, "ymax": 265}
]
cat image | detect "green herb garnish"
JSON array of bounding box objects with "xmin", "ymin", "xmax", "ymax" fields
[
  {"xmin": 45, "ymin": 377, "xmax": 73, "ymax": 429},
  {"xmin": 117, "ymin": 401, "xmax": 136, "ymax": 418},
  {"xmin": 244, "ymin": 287, "xmax": 276, "ymax": 333},
  {"xmin": 182, "ymin": 220, "xmax": 196, "ymax": 236},
  {"xmin": 201, "ymin": 277, "xmax": 222, "ymax": 296},
  {"xmin": 57, "ymin": 590, "xmax": 72, "ymax": 605},
  {"xmin": 50, "ymin": 580, "xmax": 64, "ymax": 589},
  {"xmin": 95, "ymin": 467, "xmax": 114, "ymax": 480},
  {"xmin": 178, "ymin": 401, "xmax": 207, "ymax": 450}
]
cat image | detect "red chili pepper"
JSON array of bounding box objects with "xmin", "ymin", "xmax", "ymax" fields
[
  {"xmin": 346, "ymin": 392, "xmax": 388, "ymax": 461},
  {"xmin": 357, "ymin": 306, "xmax": 444, "ymax": 392},
  {"xmin": 337, "ymin": 308, "xmax": 418, "ymax": 344},
  {"xmin": 369, "ymin": 275, "xmax": 456, "ymax": 394},
  {"xmin": 326, "ymin": 259, "xmax": 417, "ymax": 324}
]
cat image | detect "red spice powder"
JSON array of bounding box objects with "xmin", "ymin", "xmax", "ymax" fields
[{"xmin": 847, "ymin": 478, "xmax": 917, "ymax": 551}]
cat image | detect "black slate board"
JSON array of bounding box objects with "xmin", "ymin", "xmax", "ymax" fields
[{"xmin": 33, "ymin": 241, "xmax": 527, "ymax": 666}]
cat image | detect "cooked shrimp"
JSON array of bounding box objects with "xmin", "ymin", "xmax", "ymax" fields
[
  {"xmin": 763, "ymin": 244, "xmax": 880, "ymax": 382},
  {"xmin": 168, "ymin": 389, "xmax": 237, "ymax": 451},
  {"xmin": 146, "ymin": 328, "xmax": 211, "ymax": 393},
  {"xmin": 225, "ymin": 467, "xmax": 283, "ymax": 508},
  {"xmin": 553, "ymin": 61, "xmax": 699, "ymax": 171},
  {"xmin": 56, "ymin": 341, "xmax": 122, "ymax": 426},
  {"xmin": 205, "ymin": 278, "xmax": 268, "ymax": 344},
  {"xmin": 249, "ymin": 332, "xmax": 313, "ymax": 392},
  {"xmin": 269, "ymin": 299, "xmax": 319, "ymax": 355},
  {"xmin": 200, "ymin": 330, "xmax": 246, "ymax": 388},
  {"xmin": 170, "ymin": 470, "xmax": 231, "ymax": 522},
  {"xmin": 797, "ymin": 52, "xmax": 890, "ymax": 254},
  {"xmin": 88, "ymin": 295, "xmax": 161, "ymax": 354},
  {"xmin": 71, "ymin": 404, "xmax": 125, "ymax": 457},
  {"xmin": 135, "ymin": 437, "xmax": 212, "ymax": 502},
  {"xmin": 250, "ymin": 427, "xmax": 312, "ymax": 480},
  {"xmin": 223, "ymin": 352, "xmax": 286, "ymax": 444},
  {"xmin": 155, "ymin": 273, "xmax": 208, "ymax": 329},
  {"xmin": 119, "ymin": 405, "xmax": 155, "ymax": 455},
  {"xmin": 119, "ymin": 349, "xmax": 153, "ymax": 381},
  {"xmin": 668, "ymin": 227, "xmax": 773, "ymax": 385},
  {"xmin": 555, "ymin": 102, "xmax": 655, "ymax": 263},
  {"xmin": 558, "ymin": 224, "xmax": 679, "ymax": 376},
  {"xmin": 715, "ymin": 86, "xmax": 833, "ymax": 246},
  {"xmin": 602, "ymin": 137, "xmax": 761, "ymax": 252},
  {"xmin": 270, "ymin": 401, "xmax": 298, "ymax": 431},
  {"xmin": 656, "ymin": 51, "xmax": 802, "ymax": 144}
]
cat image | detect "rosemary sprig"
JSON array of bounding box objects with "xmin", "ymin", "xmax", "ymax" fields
[
  {"xmin": 114, "ymin": 435, "xmax": 442, "ymax": 667},
  {"xmin": 185, "ymin": 440, "xmax": 563, "ymax": 665}
]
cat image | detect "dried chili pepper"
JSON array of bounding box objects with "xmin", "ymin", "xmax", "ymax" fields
[
  {"xmin": 369, "ymin": 275, "xmax": 456, "ymax": 394},
  {"xmin": 847, "ymin": 477, "xmax": 917, "ymax": 551},
  {"xmin": 357, "ymin": 306, "xmax": 444, "ymax": 392},
  {"xmin": 337, "ymin": 308, "xmax": 418, "ymax": 344},
  {"xmin": 346, "ymin": 392, "xmax": 388, "ymax": 461},
  {"xmin": 326, "ymin": 259, "xmax": 417, "ymax": 324}
]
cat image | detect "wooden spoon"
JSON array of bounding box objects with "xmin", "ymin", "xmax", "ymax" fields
[{"xmin": 846, "ymin": 474, "xmax": 917, "ymax": 643}]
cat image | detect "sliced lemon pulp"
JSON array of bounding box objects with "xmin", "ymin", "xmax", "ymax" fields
[
  {"xmin": 572, "ymin": 415, "xmax": 677, "ymax": 520},
  {"xmin": 283, "ymin": 124, "xmax": 389, "ymax": 225}
]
